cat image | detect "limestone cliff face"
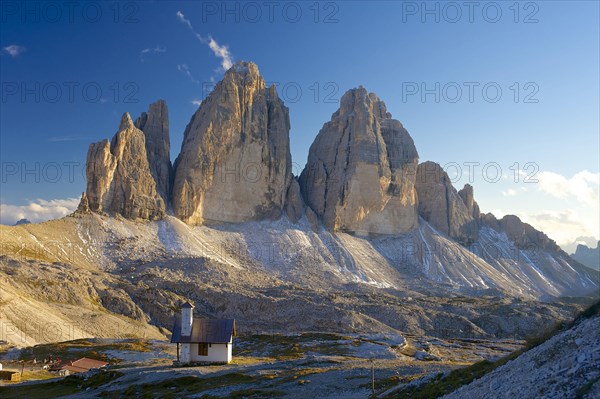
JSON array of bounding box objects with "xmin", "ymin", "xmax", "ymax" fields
[
  {"xmin": 299, "ymin": 87, "xmax": 419, "ymax": 235},
  {"xmin": 172, "ymin": 61, "xmax": 292, "ymax": 225},
  {"xmin": 415, "ymin": 161, "xmax": 478, "ymax": 243},
  {"xmin": 458, "ymin": 183, "xmax": 481, "ymax": 219},
  {"xmin": 85, "ymin": 113, "xmax": 166, "ymax": 220},
  {"xmin": 134, "ymin": 100, "xmax": 171, "ymax": 204}
]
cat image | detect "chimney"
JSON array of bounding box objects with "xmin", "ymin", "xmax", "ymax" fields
[{"xmin": 181, "ymin": 302, "xmax": 194, "ymax": 336}]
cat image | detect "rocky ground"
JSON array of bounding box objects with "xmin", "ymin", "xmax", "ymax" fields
[
  {"xmin": 1, "ymin": 213, "xmax": 596, "ymax": 349},
  {"xmin": 0, "ymin": 332, "xmax": 523, "ymax": 398},
  {"xmin": 439, "ymin": 314, "xmax": 600, "ymax": 399}
]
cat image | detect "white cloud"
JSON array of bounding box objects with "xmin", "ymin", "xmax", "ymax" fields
[
  {"xmin": 517, "ymin": 209, "xmax": 598, "ymax": 248},
  {"xmin": 484, "ymin": 207, "xmax": 598, "ymax": 251},
  {"xmin": 191, "ymin": 99, "xmax": 202, "ymax": 106},
  {"xmin": 176, "ymin": 11, "xmax": 234, "ymax": 71},
  {"xmin": 177, "ymin": 64, "xmax": 199, "ymax": 84},
  {"xmin": 176, "ymin": 11, "xmax": 193, "ymax": 30},
  {"xmin": 207, "ymin": 37, "xmax": 233, "ymax": 70},
  {"xmin": 562, "ymin": 236, "xmax": 599, "ymax": 254},
  {"xmin": 477, "ymin": 169, "xmax": 599, "ymax": 252},
  {"xmin": 537, "ymin": 170, "xmax": 599, "ymax": 206},
  {"xmin": 0, "ymin": 198, "xmax": 80, "ymax": 225},
  {"xmin": 490, "ymin": 209, "xmax": 506, "ymax": 218},
  {"xmin": 3, "ymin": 44, "xmax": 26, "ymax": 57},
  {"xmin": 47, "ymin": 135, "xmax": 90, "ymax": 142},
  {"xmin": 140, "ymin": 45, "xmax": 166, "ymax": 60}
]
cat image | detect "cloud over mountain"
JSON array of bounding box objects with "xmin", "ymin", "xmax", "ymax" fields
[{"xmin": 0, "ymin": 198, "xmax": 79, "ymax": 225}]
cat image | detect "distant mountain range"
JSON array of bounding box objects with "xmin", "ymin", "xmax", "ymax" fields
[{"xmin": 571, "ymin": 241, "xmax": 600, "ymax": 271}]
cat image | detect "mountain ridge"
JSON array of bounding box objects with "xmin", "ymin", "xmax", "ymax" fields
[
  {"xmin": 571, "ymin": 241, "xmax": 600, "ymax": 271},
  {"xmin": 1, "ymin": 60, "xmax": 597, "ymax": 348},
  {"xmin": 1, "ymin": 212, "xmax": 597, "ymax": 348}
]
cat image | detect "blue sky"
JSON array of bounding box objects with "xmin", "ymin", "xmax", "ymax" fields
[{"xmin": 1, "ymin": 1, "xmax": 598, "ymax": 251}]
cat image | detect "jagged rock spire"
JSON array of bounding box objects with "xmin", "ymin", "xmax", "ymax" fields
[
  {"xmin": 415, "ymin": 161, "xmax": 479, "ymax": 243},
  {"xmin": 134, "ymin": 99, "xmax": 171, "ymax": 205},
  {"xmin": 85, "ymin": 108, "xmax": 166, "ymax": 220},
  {"xmin": 75, "ymin": 192, "xmax": 90, "ymax": 214},
  {"xmin": 119, "ymin": 112, "xmax": 134, "ymax": 131}
]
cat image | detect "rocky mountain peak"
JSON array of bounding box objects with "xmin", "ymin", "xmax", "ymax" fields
[
  {"xmin": 119, "ymin": 112, "xmax": 134, "ymax": 131},
  {"xmin": 85, "ymin": 106, "xmax": 166, "ymax": 220},
  {"xmin": 477, "ymin": 211, "xmax": 572, "ymax": 264},
  {"xmin": 172, "ymin": 61, "xmax": 292, "ymax": 225},
  {"xmin": 228, "ymin": 60, "xmax": 260, "ymax": 78},
  {"xmin": 571, "ymin": 241, "xmax": 600, "ymax": 270},
  {"xmin": 481, "ymin": 213, "xmax": 560, "ymax": 252},
  {"xmin": 458, "ymin": 183, "xmax": 481, "ymax": 219},
  {"xmin": 415, "ymin": 161, "xmax": 478, "ymax": 243},
  {"xmin": 337, "ymin": 87, "xmax": 391, "ymax": 121},
  {"xmin": 300, "ymin": 87, "xmax": 419, "ymax": 235},
  {"xmin": 219, "ymin": 61, "xmax": 265, "ymax": 95},
  {"xmin": 134, "ymin": 99, "xmax": 171, "ymax": 204}
]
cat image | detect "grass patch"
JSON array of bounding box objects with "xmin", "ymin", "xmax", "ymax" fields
[
  {"xmin": 363, "ymin": 375, "xmax": 403, "ymax": 391},
  {"xmin": 18, "ymin": 370, "xmax": 56, "ymax": 382},
  {"xmin": 577, "ymin": 300, "xmax": 600, "ymax": 320},
  {"xmin": 100, "ymin": 372, "xmax": 256, "ymax": 399},
  {"xmin": 292, "ymin": 367, "xmax": 329, "ymax": 378},
  {"xmin": 0, "ymin": 380, "xmax": 79, "ymax": 399},
  {"xmin": 226, "ymin": 388, "xmax": 286, "ymax": 398},
  {"xmin": 575, "ymin": 376, "xmax": 599, "ymax": 398},
  {"xmin": 275, "ymin": 367, "xmax": 330, "ymax": 384},
  {"xmin": 235, "ymin": 335, "xmax": 305, "ymax": 360},
  {"xmin": 299, "ymin": 332, "xmax": 352, "ymax": 341},
  {"xmin": 17, "ymin": 338, "xmax": 151, "ymax": 364},
  {"xmin": 305, "ymin": 341, "xmax": 351, "ymax": 356},
  {"xmin": 0, "ymin": 370, "xmax": 123, "ymax": 399},
  {"xmin": 380, "ymin": 360, "xmax": 500, "ymax": 398},
  {"xmin": 234, "ymin": 333, "xmax": 353, "ymax": 360},
  {"xmin": 345, "ymin": 375, "xmax": 369, "ymax": 380},
  {"xmin": 198, "ymin": 389, "xmax": 285, "ymax": 399},
  {"xmin": 271, "ymin": 342, "xmax": 304, "ymax": 360},
  {"xmin": 229, "ymin": 356, "xmax": 274, "ymax": 365},
  {"xmin": 6, "ymin": 246, "xmax": 62, "ymax": 263},
  {"xmin": 363, "ymin": 374, "xmax": 426, "ymax": 392}
]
